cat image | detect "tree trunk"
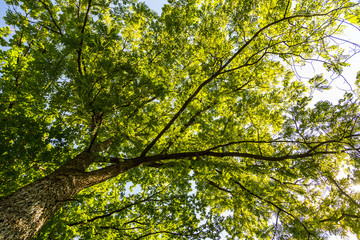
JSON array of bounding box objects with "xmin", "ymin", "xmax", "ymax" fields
[
  {"xmin": 0, "ymin": 168, "xmax": 88, "ymax": 240},
  {"xmin": 0, "ymin": 150, "xmax": 142, "ymax": 240}
]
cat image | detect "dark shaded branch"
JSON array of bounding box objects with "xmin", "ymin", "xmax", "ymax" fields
[
  {"xmin": 82, "ymin": 158, "xmax": 142, "ymax": 187},
  {"xmin": 35, "ymin": 22, "xmax": 63, "ymax": 35},
  {"xmin": 133, "ymin": 149, "xmax": 339, "ymax": 166},
  {"xmin": 81, "ymin": 1, "xmax": 92, "ymax": 34},
  {"xmin": 227, "ymin": 78, "xmax": 253, "ymax": 93},
  {"xmin": 85, "ymin": 147, "xmax": 337, "ymax": 196},
  {"xmin": 206, "ymin": 134, "xmax": 360, "ymax": 152},
  {"xmin": 219, "ymin": 49, "xmax": 268, "ymax": 75},
  {"xmin": 145, "ymin": 162, "xmax": 165, "ymax": 168},
  {"xmin": 207, "ymin": 180, "xmax": 232, "ymax": 194},
  {"xmin": 205, "ymin": 176, "xmax": 316, "ymax": 238},
  {"xmin": 134, "ymin": 230, "xmax": 201, "ymax": 240},
  {"xmin": 99, "ymin": 226, "xmax": 145, "ymax": 231},
  {"xmin": 122, "ymin": 216, "xmax": 146, "ymax": 226},
  {"xmin": 320, "ymin": 213, "xmax": 360, "ymax": 223},
  {"xmin": 161, "ymin": 104, "xmax": 214, "ymax": 154},
  {"xmin": 327, "ymin": 176, "xmax": 360, "ymax": 208},
  {"xmin": 272, "ymin": 210, "xmax": 281, "ymax": 240},
  {"xmin": 270, "ymin": 177, "xmax": 311, "ymax": 187},
  {"xmin": 231, "ymin": 180, "xmax": 315, "ymax": 238},
  {"xmin": 38, "ymin": 0, "xmax": 63, "ymax": 36},
  {"xmin": 206, "ymin": 140, "xmax": 300, "ymax": 151},
  {"xmin": 58, "ymin": 151, "xmax": 97, "ymax": 172},
  {"xmin": 284, "ymin": 0, "xmax": 291, "ymax": 18},
  {"xmin": 68, "ymin": 191, "xmax": 161, "ymax": 226},
  {"xmin": 76, "ymin": 0, "xmax": 92, "ymax": 75},
  {"xmin": 87, "ymin": 112, "xmax": 104, "ymax": 152}
]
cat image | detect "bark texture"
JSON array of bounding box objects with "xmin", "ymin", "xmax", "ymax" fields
[
  {"xmin": 0, "ymin": 169, "xmax": 86, "ymax": 240},
  {"xmin": 0, "ymin": 149, "xmax": 142, "ymax": 240}
]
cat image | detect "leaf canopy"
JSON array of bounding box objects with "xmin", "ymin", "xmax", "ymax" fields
[{"xmin": 1, "ymin": 0, "xmax": 360, "ymax": 239}]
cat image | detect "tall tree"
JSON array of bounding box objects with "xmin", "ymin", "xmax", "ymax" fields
[{"xmin": 0, "ymin": 0, "xmax": 360, "ymax": 239}]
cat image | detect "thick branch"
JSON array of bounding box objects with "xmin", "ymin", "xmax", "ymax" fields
[
  {"xmin": 82, "ymin": 158, "xmax": 142, "ymax": 187},
  {"xmin": 91, "ymin": 149, "xmax": 334, "ymax": 190},
  {"xmin": 133, "ymin": 149, "xmax": 338, "ymax": 166}
]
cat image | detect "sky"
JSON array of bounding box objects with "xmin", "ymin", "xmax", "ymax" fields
[
  {"xmin": 0, "ymin": 1, "xmax": 6, "ymax": 27},
  {"xmin": 143, "ymin": 0, "xmax": 167, "ymax": 13},
  {"xmin": 0, "ymin": 0, "xmax": 359, "ymax": 239}
]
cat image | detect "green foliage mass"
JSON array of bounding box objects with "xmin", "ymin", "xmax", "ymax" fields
[{"xmin": 1, "ymin": 0, "xmax": 360, "ymax": 239}]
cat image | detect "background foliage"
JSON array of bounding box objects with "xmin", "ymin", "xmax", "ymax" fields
[{"xmin": 1, "ymin": 0, "xmax": 360, "ymax": 239}]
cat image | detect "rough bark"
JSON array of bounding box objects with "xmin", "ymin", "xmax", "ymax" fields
[
  {"xmin": 0, "ymin": 169, "xmax": 86, "ymax": 240},
  {"xmin": 0, "ymin": 151, "xmax": 140, "ymax": 240}
]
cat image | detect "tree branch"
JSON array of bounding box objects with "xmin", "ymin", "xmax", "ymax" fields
[
  {"xmin": 231, "ymin": 179, "xmax": 315, "ymax": 238},
  {"xmin": 77, "ymin": 0, "xmax": 92, "ymax": 75},
  {"xmin": 82, "ymin": 159, "xmax": 141, "ymax": 187},
  {"xmin": 327, "ymin": 176, "xmax": 360, "ymax": 208},
  {"xmin": 68, "ymin": 191, "xmax": 161, "ymax": 226},
  {"xmin": 134, "ymin": 230, "xmax": 201, "ymax": 240},
  {"xmin": 204, "ymin": 177, "xmax": 316, "ymax": 238},
  {"xmin": 272, "ymin": 210, "xmax": 281, "ymax": 240},
  {"xmin": 207, "ymin": 180, "xmax": 232, "ymax": 194},
  {"xmin": 320, "ymin": 213, "xmax": 360, "ymax": 223},
  {"xmin": 161, "ymin": 104, "xmax": 214, "ymax": 154},
  {"xmin": 205, "ymin": 134, "xmax": 360, "ymax": 152},
  {"xmin": 38, "ymin": 0, "xmax": 63, "ymax": 36},
  {"xmin": 136, "ymin": 149, "xmax": 339, "ymax": 165}
]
